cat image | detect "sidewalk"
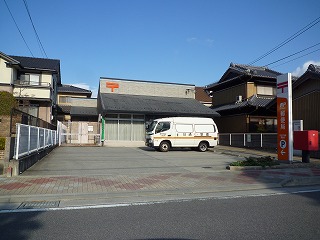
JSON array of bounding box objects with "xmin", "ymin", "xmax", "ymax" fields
[{"xmin": 0, "ymin": 146, "xmax": 320, "ymax": 210}]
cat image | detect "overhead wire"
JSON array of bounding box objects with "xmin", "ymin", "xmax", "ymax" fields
[
  {"xmin": 263, "ymin": 42, "xmax": 320, "ymax": 67},
  {"xmin": 248, "ymin": 16, "xmax": 320, "ymax": 65},
  {"xmin": 23, "ymin": 0, "xmax": 48, "ymax": 58},
  {"xmin": 3, "ymin": 0, "xmax": 34, "ymax": 57},
  {"xmin": 273, "ymin": 48, "xmax": 320, "ymax": 68}
]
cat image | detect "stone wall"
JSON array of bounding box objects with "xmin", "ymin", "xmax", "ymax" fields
[{"xmin": 0, "ymin": 115, "xmax": 11, "ymax": 137}]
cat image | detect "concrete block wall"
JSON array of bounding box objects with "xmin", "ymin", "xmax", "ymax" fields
[{"xmin": 100, "ymin": 78, "xmax": 195, "ymax": 99}]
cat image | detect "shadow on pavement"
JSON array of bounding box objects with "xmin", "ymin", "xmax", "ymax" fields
[
  {"xmin": 0, "ymin": 211, "xmax": 42, "ymax": 239},
  {"xmin": 216, "ymin": 145, "xmax": 320, "ymax": 203}
]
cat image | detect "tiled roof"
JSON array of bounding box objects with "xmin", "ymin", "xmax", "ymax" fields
[
  {"xmin": 205, "ymin": 63, "xmax": 282, "ymax": 90},
  {"xmin": 228, "ymin": 63, "xmax": 282, "ymax": 79},
  {"xmin": 70, "ymin": 107, "xmax": 98, "ymax": 116},
  {"xmin": 99, "ymin": 93, "xmax": 220, "ymax": 117},
  {"xmin": 9, "ymin": 55, "xmax": 61, "ymax": 84},
  {"xmin": 195, "ymin": 87, "xmax": 211, "ymax": 103},
  {"xmin": 9, "ymin": 55, "xmax": 60, "ymax": 72},
  {"xmin": 58, "ymin": 85, "xmax": 92, "ymax": 95},
  {"xmin": 293, "ymin": 64, "xmax": 320, "ymax": 89},
  {"xmin": 308, "ymin": 64, "xmax": 320, "ymax": 73},
  {"xmin": 211, "ymin": 95, "xmax": 275, "ymax": 112}
]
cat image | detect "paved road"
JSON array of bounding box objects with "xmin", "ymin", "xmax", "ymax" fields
[
  {"xmin": 1, "ymin": 190, "xmax": 320, "ymax": 240},
  {"xmin": 1, "ymin": 146, "xmax": 320, "ymax": 210},
  {"xmin": 21, "ymin": 146, "xmax": 238, "ymax": 176}
]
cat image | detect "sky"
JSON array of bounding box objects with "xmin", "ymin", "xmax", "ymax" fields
[{"xmin": 1, "ymin": 0, "xmax": 320, "ymax": 97}]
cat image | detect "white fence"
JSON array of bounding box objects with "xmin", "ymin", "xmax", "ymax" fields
[
  {"xmin": 14, "ymin": 123, "xmax": 58, "ymax": 160},
  {"xmin": 57, "ymin": 121, "xmax": 67, "ymax": 145}
]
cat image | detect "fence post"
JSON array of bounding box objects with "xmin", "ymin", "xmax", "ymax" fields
[
  {"xmin": 15, "ymin": 124, "xmax": 20, "ymax": 160},
  {"xmin": 244, "ymin": 134, "xmax": 246, "ymax": 147},
  {"xmin": 58, "ymin": 121, "xmax": 61, "ymax": 146},
  {"xmin": 37, "ymin": 127, "xmax": 40, "ymax": 151},
  {"xmin": 28, "ymin": 125, "xmax": 31, "ymax": 155},
  {"xmin": 261, "ymin": 134, "xmax": 263, "ymax": 148}
]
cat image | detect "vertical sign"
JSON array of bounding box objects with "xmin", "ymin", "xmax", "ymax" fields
[
  {"xmin": 277, "ymin": 73, "xmax": 293, "ymax": 162},
  {"xmin": 101, "ymin": 117, "xmax": 105, "ymax": 142}
]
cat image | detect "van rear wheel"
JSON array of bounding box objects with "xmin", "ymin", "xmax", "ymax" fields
[
  {"xmin": 198, "ymin": 142, "xmax": 208, "ymax": 152},
  {"xmin": 159, "ymin": 141, "xmax": 170, "ymax": 152}
]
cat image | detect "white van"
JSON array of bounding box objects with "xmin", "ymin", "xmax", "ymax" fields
[{"xmin": 145, "ymin": 117, "xmax": 218, "ymax": 152}]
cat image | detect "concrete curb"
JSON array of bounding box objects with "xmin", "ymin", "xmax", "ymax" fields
[
  {"xmin": 228, "ymin": 163, "xmax": 320, "ymax": 171},
  {"xmin": 280, "ymin": 176, "xmax": 320, "ymax": 187},
  {"xmin": 0, "ymin": 183, "xmax": 284, "ymax": 209}
]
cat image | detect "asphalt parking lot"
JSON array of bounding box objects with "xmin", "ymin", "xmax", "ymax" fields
[{"xmin": 21, "ymin": 146, "xmax": 239, "ymax": 176}]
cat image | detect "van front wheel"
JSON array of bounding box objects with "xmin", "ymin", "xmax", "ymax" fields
[
  {"xmin": 198, "ymin": 142, "xmax": 208, "ymax": 152},
  {"xmin": 159, "ymin": 141, "xmax": 170, "ymax": 152}
]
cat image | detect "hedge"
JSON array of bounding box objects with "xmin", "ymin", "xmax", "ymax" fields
[
  {"xmin": 0, "ymin": 91, "xmax": 17, "ymax": 115},
  {"xmin": 0, "ymin": 137, "xmax": 5, "ymax": 150}
]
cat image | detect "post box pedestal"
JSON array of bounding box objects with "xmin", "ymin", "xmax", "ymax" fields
[{"xmin": 302, "ymin": 150, "xmax": 310, "ymax": 163}]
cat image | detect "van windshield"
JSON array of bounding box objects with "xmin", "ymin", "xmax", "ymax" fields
[
  {"xmin": 146, "ymin": 121, "xmax": 158, "ymax": 132},
  {"xmin": 155, "ymin": 122, "xmax": 171, "ymax": 133}
]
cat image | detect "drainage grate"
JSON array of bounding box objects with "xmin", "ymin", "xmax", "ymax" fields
[{"xmin": 18, "ymin": 201, "xmax": 60, "ymax": 209}]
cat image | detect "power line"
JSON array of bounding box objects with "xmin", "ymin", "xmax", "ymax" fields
[
  {"xmin": 23, "ymin": 0, "xmax": 48, "ymax": 58},
  {"xmin": 248, "ymin": 16, "xmax": 320, "ymax": 65},
  {"xmin": 264, "ymin": 42, "xmax": 320, "ymax": 67},
  {"xmin": 273, "ymin": 48, "xmax": 320, "ymax": 68},
  {"xmin": 3, "ymin": 0, "xmax": 34, "ymax": 57}
]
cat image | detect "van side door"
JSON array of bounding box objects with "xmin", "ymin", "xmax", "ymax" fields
[
  {"xmin": 194, "ymin": 124, "xmax": 218, "ymax": 147},
  {"xmin": 174, "ymin": 124, "xmax": 194, "ymax": 147}
]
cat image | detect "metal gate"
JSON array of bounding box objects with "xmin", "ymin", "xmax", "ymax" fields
[{"xmin": 59, "ymin": 121, "xmax": 101, "ymax": 145}]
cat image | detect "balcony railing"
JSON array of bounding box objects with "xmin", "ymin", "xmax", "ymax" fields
[{"xmin": 14, "ymin": 80, "xmax": 51, "ymax": 87}]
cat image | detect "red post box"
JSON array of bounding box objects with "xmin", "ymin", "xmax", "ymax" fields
[
  {"xmin": 293, "ymin": 130, "xmax": 319, "ymax": 163},
  {"xmin": 294, "ymin": 130, "xmax": 319, "ymax": 151}
]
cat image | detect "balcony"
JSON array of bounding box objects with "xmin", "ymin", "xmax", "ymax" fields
[
  {"xmin": 14, "ymin": 80, "xmax": 51, "ymax": 87},
  {"xmin": 13, "ymin": 81, "xmax": 51, "ymax": 100}
]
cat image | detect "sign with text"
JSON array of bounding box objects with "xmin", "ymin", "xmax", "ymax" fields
[{"xmin": 277, "ymin": 73, "xmax": 293, "ymax": 162}]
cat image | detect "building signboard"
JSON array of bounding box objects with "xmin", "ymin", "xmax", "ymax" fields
[{"xmin": 277, "ymin": 73, "xmax": 293, "ymax": 162}]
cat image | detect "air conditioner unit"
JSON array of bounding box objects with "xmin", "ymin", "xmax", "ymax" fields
[{"xmin": 236, "ymin": 95, "xmax": 242, "ymax": 102}]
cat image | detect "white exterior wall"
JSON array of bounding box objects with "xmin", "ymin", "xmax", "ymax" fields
[
  {"xmin": 100, "ymin": 78, "xmax": 195, "ymax": 99},
  {"xmin": 13, "ymin": 87, "xmax": 51, "ymax": 99},
  {"xmin": 0, "ymin": 57, "xmax": 13, "ymax": 84}
]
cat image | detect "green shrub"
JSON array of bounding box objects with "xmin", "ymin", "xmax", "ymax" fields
[
  {"xmin": 0, "ymin": 137, "xmax": 5, "ymax": 150},
  {"xmin": 0, "ymin": 91, "xmax": 17, "ymax": 115},
  {"xmin": 230, "ymin": 156, "xmax": 279, "ymax": 168}
]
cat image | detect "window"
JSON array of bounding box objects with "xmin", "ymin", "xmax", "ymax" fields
[
  {"xmin": 20, "ymin": 74, "xmax": 41, "ymax": 85},
  {"xmin": 18, "ymin": 104, "xmax": 39, "ymax": 118},
  {"xmin": 257, "ymin": 85, "xmax": 275, "ymax": 95},
  {"xmin": 59, "ymin": 96, "xmax": 72, "ymax": 104},
  {"xmin": 29, "ymin": 74, "xmax": 40, "ymax": 85},
  {"xmin": 155, "ymin": 122, "xmax": 171, "ymax": 133},
  {"xmin": 105, "ymin": 114, "xmax": 145, "ymax": 141},
  {"xmin": 176, "ymin": 124, "xmax": 193, "ymax": 133},
  {"xmin": 195, "ymin": 124, "xmax": 216, "ymax": 133}
]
